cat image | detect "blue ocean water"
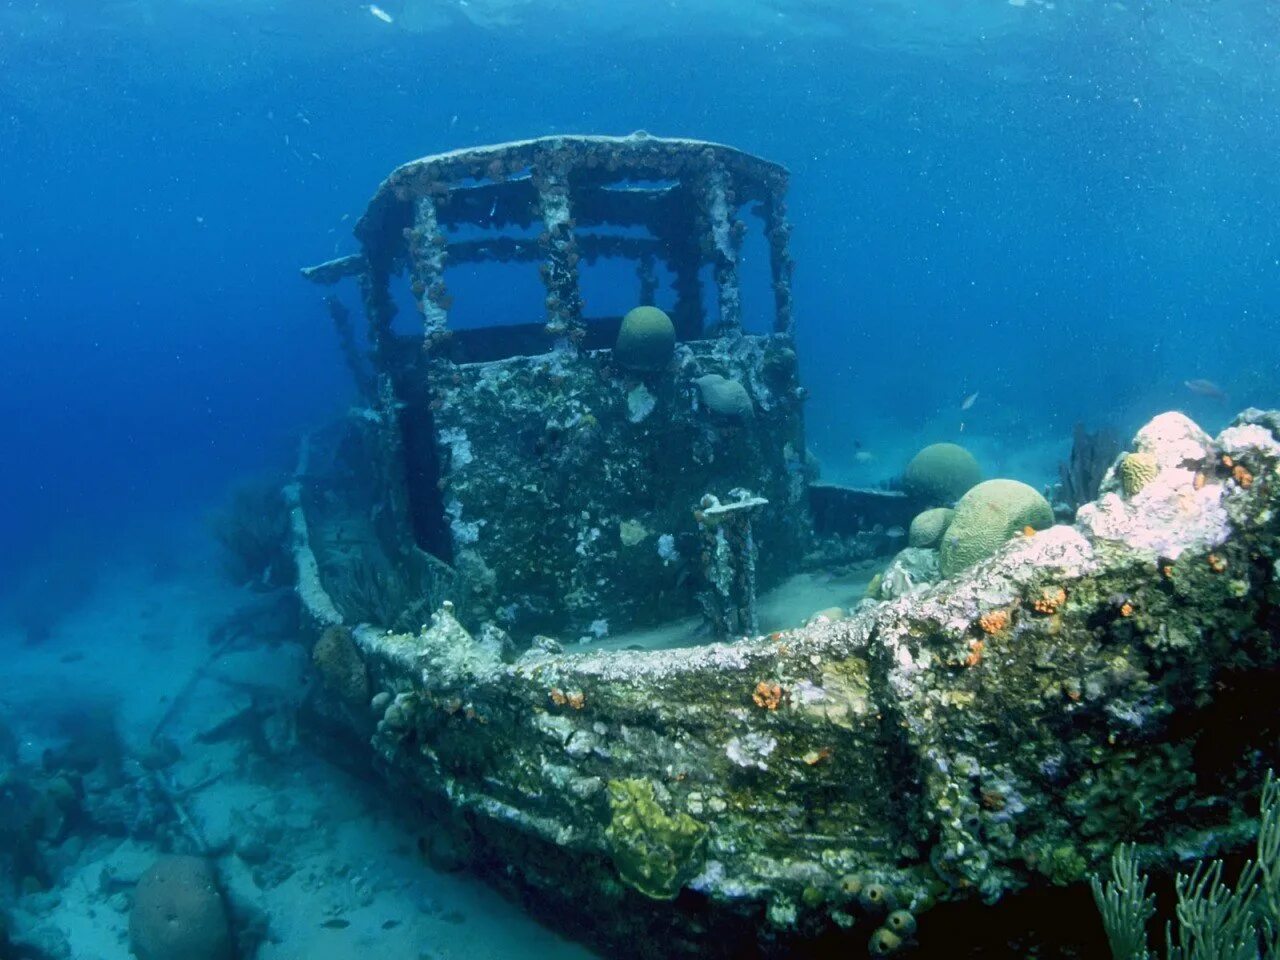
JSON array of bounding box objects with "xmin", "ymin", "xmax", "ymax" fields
[
  {"xmin": 3, "ymin": 1, "xmax": 1276, "ymax": 584},
  {"xmin": 0, "ymin": 2, "xmax": 1277, "ymax": 956}
]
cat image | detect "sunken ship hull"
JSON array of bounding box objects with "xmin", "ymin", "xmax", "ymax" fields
[{"xmin": 295, "ymin": 134, "xmax": 1280, "ymax": 957}]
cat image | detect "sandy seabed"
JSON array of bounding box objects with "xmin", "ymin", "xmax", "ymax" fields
[{"xmin": 0, "ymin": 551, "xmax": 598, "ymax": 960}]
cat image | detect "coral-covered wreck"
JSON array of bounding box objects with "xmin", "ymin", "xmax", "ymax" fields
[
  {"xmin": 300, "ymin": 132, "xmax": 814, "ymax": 644},
  {"xmin": 295, "ymin": 134, "xmax": 1280, "ymax": 957}
]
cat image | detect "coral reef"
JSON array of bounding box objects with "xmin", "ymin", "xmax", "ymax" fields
[
  {"xmin": 902, "ymin": 442, "xmax": 981, "ymax": 506},
  {"xmin": 939, "ymin": 478, "xmax": 1054, "ymax": 577},
  {"xmin": 1078, "ymin": 413, "xmax": 1234, "ymax": 558},
  {"xmin": 614, "ymin": 306, "xmax": 676, "ymax": 371}
]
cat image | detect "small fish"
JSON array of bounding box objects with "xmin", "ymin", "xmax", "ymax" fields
[
  {"xmin": 960, "ymin": 391, "xmax": 979, "ymax": 411},
  {"xmin": 320, "ymin": 918, "xmax": 350, "ymax": 929},
  {"xmin": 1184, "ymin": 379, "xmax": 1227, "ymax": 401},
  {"xmin": 368, "ymin": 4, "xmax": 393, "ymax": 23}
]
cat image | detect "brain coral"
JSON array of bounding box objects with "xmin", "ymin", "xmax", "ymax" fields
[
  {"xmin": 907, "ymin": 507, "xmax": 954, "ymax": 549},
  {"xmin": 129, "ymin": 857, "xmax": 232, "ymax": 960},
  {"xmin": 902, "ymin": 443, "xmax": 981, "ymax": 506},
  {"xmin": 615, "ymin": 306, "xmax": 676, "ymax": 371},
  {"xmin": 939, "ymin": 479, "xmax": 1054, "ymax": 577},
  {"xmin": 694, "ymin": 374, "xmax": 754, "ymax": 418},
  {"xmin": 1119, "ymin": 451, "xmax": 1159, "ymax": 497}
]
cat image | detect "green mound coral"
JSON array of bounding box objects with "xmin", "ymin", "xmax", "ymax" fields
[
  {"xmin": 908, "ymin": 507, "xmax": 954, "ymax": 548},
  {"xmin": 694, "ymin": 374, "xmax": 754, "ymax": 418},
  {"xmin": 939, "ymin": 479, "xmax": 1054, "ymax": 577},
  {"xmin": 615, "ymin": 306, "xmax": 675, "ymax": 371},
  {"xmin": 604, "ymin": 778, "xmax": 707, "ymax": 900},
  {"xmin": 902, "ymin": 443, "xmax": 981, "ymax": 506},
  {"xmin": 1119, "ymin": 451, "xmax": 1158, "ymax": 497}
]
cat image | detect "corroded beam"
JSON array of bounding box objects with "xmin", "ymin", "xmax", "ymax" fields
[
  {"xmin": 300, "ymin": 253, "xmax": 366, "ymax": 285},
  {"xmin": 533, "ymin": 154, "xmax": 585, "ymax": 343},
  {"xmin": 762, "ymin": 184, "xmax": 796, "ymax": 337},
  {"xmin": 407, "ymin": 196, "xmax": 451, "ymax": 351},
  {"xmin": 701, "ymin": 164, "xmax": 743, "ymax": 333}
]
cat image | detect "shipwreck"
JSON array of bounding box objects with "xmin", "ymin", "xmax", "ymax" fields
[
  {"xmin": 298, "ymin": 131, "xmax": 833, "ymax": 643},
  {"xmin": 293, "ymin": 134, "xmax": 1280, "ymax": 957}
]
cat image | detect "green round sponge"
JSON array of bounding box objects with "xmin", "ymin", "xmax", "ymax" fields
[
  {"xmin": 615, "ymin": 306, "xmax": 675, "ymax": 371},
  {"xmin": 939, "ymin": 479, "xmax": 1054, "ymax": 577},
  {"xmin": 908, "ymin": 507, "xmax": 954, "ymax": 549},
  {"xmin": 694, "ymin": 374, "xmax": 754, "ymax": 418},
  {"xmin": 902, "ymin": 443, "xmax": 981, "ymax": 506}
]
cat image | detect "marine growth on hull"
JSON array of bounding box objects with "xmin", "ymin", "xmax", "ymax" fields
[
  {"xmin": 289, "ymin": 134, "xmax": 1280, "ymax": 959},
  {"xmin": 300, "ymin": 132, "xmax": 826, "ymax": 645}
]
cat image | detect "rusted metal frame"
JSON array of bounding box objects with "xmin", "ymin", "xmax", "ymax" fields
[
  {"xmin": 533, "ymin": 151, "xmax": 585, "ymax": 344},
  {"xmin": 407, "ymin": 195, "xmax": 452, "ymax": 352},
  {"xmin": 702, "ymin": 163, "xmax": 744, "ymax": 334},
  {"xmin": 357, "ymin": 259, "xmax": 397, "ymax": 369},
  {"xmin": 448, "ymin": 233, "xmax": 661, "ymax": 266},
  {"xmin": 762, "ymin": 179, "xmax": 796, "ymax": 337},
  {"xmin": 300, "ymin": 253, "xmax": 365, "ymax": 285}
]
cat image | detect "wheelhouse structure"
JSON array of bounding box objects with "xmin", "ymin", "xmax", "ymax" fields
[{"xmin": 301, "ymin": 133, "xmax": 810, "ymax": 641}]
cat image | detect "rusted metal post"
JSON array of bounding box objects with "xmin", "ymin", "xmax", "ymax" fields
[
  {"xmin": 694, "ymin": 491, "xmax": 768, "ymax": 639},
  {"xmin": 533, "ymin": 155, "xmax": 585, "ymax": 344},
  {"xmin": 407, "ymin": 195, "xmax": 451, "ymax": 351},
  {"xmin": 358, "ymin": 262, "xmax": 396, "ymax": 367},
  {"xmin": 763, "ymin": 181, "xmax": 795, "ymax": 337},
  {"xmin": 370, "ymin": 373, "xmax": 415, "ymax": 559},
  {"xmin": 702, "ymin": 165, "xmax": 743, "ymax": 334}
]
